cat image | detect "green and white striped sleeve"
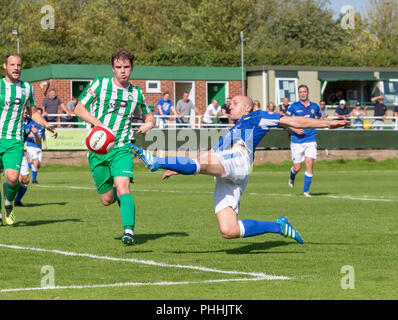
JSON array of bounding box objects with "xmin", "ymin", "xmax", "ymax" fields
[{"xmin": 79, "ymin": 78, "xmax": 101, "ymax": 108}]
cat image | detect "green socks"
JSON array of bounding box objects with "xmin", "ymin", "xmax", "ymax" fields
[
  {"xmin": 5, "ymin": 182, "xmax": 20, "ymax": 203},
  {"xmin": 119, "ymin": 193, "xmax": 135, "ymax": 231}
]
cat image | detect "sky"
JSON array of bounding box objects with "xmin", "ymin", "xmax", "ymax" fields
[{"xmin": 327, "ymin": 0, "xmax": 370, "ymax": 19}]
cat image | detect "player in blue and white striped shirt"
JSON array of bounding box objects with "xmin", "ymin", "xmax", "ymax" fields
[{"xmin": 132, "ymin": 96, "xmax": 350, "ymax": 244}]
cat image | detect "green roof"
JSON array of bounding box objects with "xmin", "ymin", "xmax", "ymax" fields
[{"xmin": 21, "ymin": 64, "xmax": 245, "ymax": 82}]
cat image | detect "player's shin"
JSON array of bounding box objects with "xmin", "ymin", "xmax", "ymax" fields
[
  {"xmin": 303, "ymin": 172, "xmax": 313, "ymax": 193},
  {"xmin": 5, "ymin": 182, "xmax": 20, "ymax": 204},
  {"xmin": 157, "ymin": 157, "xmax": 200, "ymax": 175},
  {"xmin": 15, "ymin": 184, "xmax": 28, "ymax": 202},
  {"xmin": 238, "ymin": 219, "xmax": 282, "ymax": 238},
  {"xmin": 119, "ymin": 193, "xmax": 135, "ymax": 231}
]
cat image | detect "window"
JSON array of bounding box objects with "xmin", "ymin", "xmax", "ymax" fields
[
  {"xmin": 275, "ymin": 78, "xmax": 298, "ymax": 105},
  {"xmin": 146, "ymin": 80, "xmax": 161, "ymax": 93},
  {"xmin": 382, "ymin": 80, "xmax": 398, "ymax": 105}
]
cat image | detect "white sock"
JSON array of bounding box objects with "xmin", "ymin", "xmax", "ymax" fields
[{"xmin": 124, "ymin": 229, "xmax": 134, "ymax": 236}]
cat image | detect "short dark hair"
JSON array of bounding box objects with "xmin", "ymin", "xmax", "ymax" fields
[
  {"xmin": 298, "ymin": 85, "xmax": 309, "ymax": 92},
  {"xmin": 4, "ymin": 53, "xmax": 22, "ymax": 65},
  {"xmin": 111, "ymin": 48, "xmax": 135, "ymax": 66}
]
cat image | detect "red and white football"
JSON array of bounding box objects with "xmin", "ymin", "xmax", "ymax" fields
[{"xmin": 85, "ymin": 125, "xmax": 116, "ymax": 155}]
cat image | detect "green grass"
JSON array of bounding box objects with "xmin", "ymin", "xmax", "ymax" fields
[{"xmin": 1, "ymin": 159, "xmax": 398, "ymax": 300}]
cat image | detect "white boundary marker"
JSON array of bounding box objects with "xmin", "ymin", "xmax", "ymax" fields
[
  {"xmin": 34, "ymin": 184, "xmax": 398, "ymax": 202},
  {"xmin": 0, "ymin": 244, "xmax": 291, "ymax": 293}
]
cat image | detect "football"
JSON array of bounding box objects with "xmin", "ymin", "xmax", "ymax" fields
[{"xmin": 85, "ymin": 125, "xmax": 116, "ymax": 155}]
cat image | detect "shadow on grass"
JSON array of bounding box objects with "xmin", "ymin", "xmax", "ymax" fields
[
  {"xmin": 12, "ymin": 218, "xmax": 82, "ymax": 227},
  {"xmin": 17, "ymin": 202, "xmax": 68, "ymax": 208},
  {"xmin": 114, "ymin": 232, "xmax": 189, "ymax": 245},
  {"xmin": 168, "ymin": 241, "xmax": 303, "ymax": 255}
]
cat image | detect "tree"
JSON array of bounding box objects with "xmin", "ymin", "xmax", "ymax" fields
[
  {"xmin": 367, "ymin": 0, "xmax": 398, "ymax": 52},
  {"xmin": 253, "ymin": 0, "xmax": 348, "ymax": 51}
]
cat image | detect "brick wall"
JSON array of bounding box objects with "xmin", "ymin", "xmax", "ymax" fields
[
  {"xmin": 31, "ymin": 79, "xmax": 71, "ymax": 107},
  {"xmin": 30, "ymin": 78, "xmax": 244, "ymax": 116}
]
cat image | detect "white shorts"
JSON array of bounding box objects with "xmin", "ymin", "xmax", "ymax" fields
[
  {"xmin": 20, "ymin": 155, "xmax": 30, "ymax": 176},
  {"xmin": 26, "ymin": 146, "xmax": 43, "ymax": 163},
  {"xmin": 290, "ymin": 142, "xmax": 317, "ymax": 164},
  {"xmin": 213, "ymin": 148, "xmax": 251, "ymax": 214}
]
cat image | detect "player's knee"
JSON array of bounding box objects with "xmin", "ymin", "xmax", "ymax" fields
[
  {"xmin": 99, "ymin": 195, "xmax": 113, "ymax": 206},
  {"xmin": 21, "ymin": 176, "xmax": 30, "ymax": 185},
  {"xmin": 218, "ymin": 225, "xmax": 240, "ymax": 239}
]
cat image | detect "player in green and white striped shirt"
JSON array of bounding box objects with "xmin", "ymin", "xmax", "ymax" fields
[
  {"xmin": 0, "ymin": 53, "xmax": 57, "ymax": 225},
  {"xmin": 74, "ymin": 48, "xmax": 155, "ymax": 246}
]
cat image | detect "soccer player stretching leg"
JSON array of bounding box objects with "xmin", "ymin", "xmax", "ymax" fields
[
  {"xmin": 74, "ymin": 48, "xmax": 155, "ymax": 246},
  {"xmin": 132, "ymin": 95, "xmax": 349, "ymax": 243}
]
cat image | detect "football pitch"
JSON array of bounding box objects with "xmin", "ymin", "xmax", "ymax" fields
[{"xmin": 0, "ymin": 159, "xmax": 397, "ymax": 300}]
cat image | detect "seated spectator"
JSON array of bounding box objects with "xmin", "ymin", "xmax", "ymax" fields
[
  {"xmin": 175, "ymin": 91, "xmax": 197, "ymax": 128},
  {"xmin": 327, "ymin": 88, "xmax": 345, "ymax": 105},
  {"xmin": 371, "ymin": 95, "xmax": 388, "ymax": 130},
  {"xmin": 334, "ymin": 100, "xmax": 351, "ymax": 120},
  {"xmin": 219, "ymin": 97, "xmax": 232, "ymax": 125},
  {"xmin": 41, "ymin": 89, "xmax": 71, "ymax": 128},
  {"xmin": 253, "ymin": 100, "xmax": 261, "ymax": 112},
  {"xmin": 266, "ymin": 102, "xmax": 276, "ymax": 114},
  {"xmin": 66, "ymin": 96, "xmax": 78, "ymax": 128},
  {"xmin": 156, "ymin": 91, "xmax": 176, "ymax": 129},
  {"xmin": 394, "ymin": 104, "xmax": 398, "ymax": 127},
  {"xmin": 202, "ymin": 99, "xmax": 221, "ymax": 128},
  {"xmin": 319, "ymin": 101, "xmax": 328, "ymax": 119},
  {"xmin": 352, "ymin": 102, "xmax": 367, "ymax": 130},
  {"xmin": 279, "ymin": 97, "xmax": 290, "ymax": 115}
]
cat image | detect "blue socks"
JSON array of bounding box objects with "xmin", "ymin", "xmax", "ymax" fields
[
  {"xmin": 290, "ymin": 167, "xmax": 297, "ymax": 181},
  {"xmin": 15, "ymin": 184, "xmax": 28, "ymax": 202},
  {"xmin": 32, "ymin": 168, "xmax": 38, "ymax": 182},
  {"xmin": 290, "ymin": 167, "xmax": 313, "ymax": 193},
  {"xmin": 303, "ymin": 172, "xmax": 313, "ymax": 193},
  {"xmin": 239, "ymin": 219, "xmax": 282, "ymax": 238},
  {"xmin": 157, "ymin": 157, "xmax": 200, "ymax": 175}
]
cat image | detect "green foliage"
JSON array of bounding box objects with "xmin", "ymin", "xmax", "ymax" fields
[{"xmin": 0, "ymin": 0, "xmax": 397, "ymax": 68}]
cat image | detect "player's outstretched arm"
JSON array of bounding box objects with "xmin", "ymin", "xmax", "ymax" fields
[
  {"xmin": 29, "ymin": 106, "xmax": 58, "ymax": 138},
  {"xmin": 74, "ymin": 102, "xmax": 102, "ymax": 127},
  {"xmin": 279, "ymin": 116, "xmax": 350, "ymax": 130},
  {"xmin": 137, "ymin": 112, "xmax": 155, "ymax": 135},
  {"xmin": 162, "ymin": 170, "xmax": 179, "ymax": 180}
]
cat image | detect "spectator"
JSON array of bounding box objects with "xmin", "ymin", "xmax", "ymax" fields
[
  {"xmin": 156, "ymin": 92, "xmax": 176, "ymax": 129},
  {"xmin": 371, "ymin": 95, "xmax": 388, "ymax": 130},
  {"xmin": 266, "ymin": 102, "xmax": 277, "ymax": 114},
  {"xmin": 327, "ymin": 88, "xmax": 345, "ymax": 105},
  {"xmin": 66, "ymin": 96, "xmax": 78, "ymax": 128},
  {"xmin": 175, "ymin": 91, "xmax": 196, "ymax": 128},
  {"xmin": 319, "ymin": 101, "xmax": 328, "ymax": 119},
  {"xmin": 219, "ymin": 97, "xmax": 232, "ymax": 125},
  {"xmin": 202, "ymin": 99, "xmax": 221, "ymax": 128},
  {"xmin": 352, "ymin": 102, "xmax": 367, "ymax": 130},
  {"xmin": 253, "ymin": 100, "xmax": 261, "ymax": 112},
  {"xmin": 394, "ymin": 104, "xmax": 398, "ymax": 128},
  {"xmin": 279, "ymin": 97, "xmax": 290, "ymax": 115},
  {"xmin": 334, "ymin": 100, "xmax": 351, "ymax": 120},
  {"xmin": 41, "ymin": 89, "xmax": 71, "ymax": 128}
]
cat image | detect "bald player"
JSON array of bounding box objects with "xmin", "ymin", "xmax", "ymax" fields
[{"xmin": 132, "ymin": 95, "xmax": 350, "ymax": 244}]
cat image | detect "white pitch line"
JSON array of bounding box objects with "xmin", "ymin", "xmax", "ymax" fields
[
  {"xmin": 34, "ymin": 184, "xmax": 398, "ymax": 202},
  {"xmin": 0, "ymin": 244, "xmax": 290, "ymax": 281},
  {"xmin": 0, "ymin": 278, "xmax": 266, "ymax": 293}
]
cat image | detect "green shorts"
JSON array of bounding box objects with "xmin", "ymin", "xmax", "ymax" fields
[
  {"xmin": 89, "ymin": 145, "xmax": 134, "ymax": 194},
  {"xmin": 0, "ymin": 139, "xmax": 24, "ymax": 174}
]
